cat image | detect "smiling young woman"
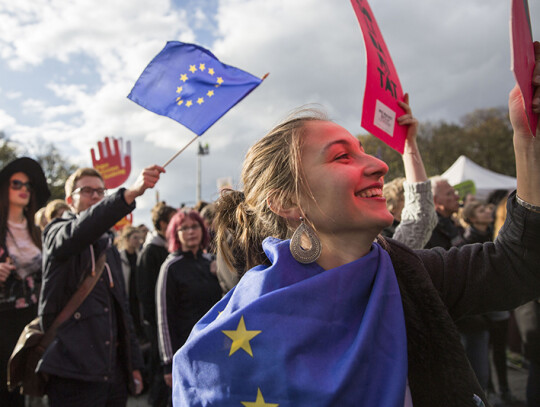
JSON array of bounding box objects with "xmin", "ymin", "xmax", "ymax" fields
[{"xmin": 172, "ymin": 45, "xmax": 540, "ymax": 407}]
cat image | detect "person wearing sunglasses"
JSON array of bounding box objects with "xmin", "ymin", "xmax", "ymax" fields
[
  {"xmin": 0, "ymin": 157, "xmax": 50, "ymax": 406},
  {"xmin": 38, "ymin": 164, "xmax": 163, "ymax": 407}
]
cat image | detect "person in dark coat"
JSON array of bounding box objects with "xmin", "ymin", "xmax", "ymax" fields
[
  {"xmin": 38, "ymin": 164, "xmax": 163, "ymax": 406},
  {"xmin": 425, "ymin": 176, "xmax": 465, "ymax": 250},
  {"xmin": 156, "ymin": 210, "xmax": 222, "ymax": 405},
  {"xmin": 457, "ymin": 201, "xmax": 496, "ymax": 393},
  {"xmin": 136, "ymin": 201, "xmax": 176, "ymax": 407},
  {"xmin": 515, "ymin": 299, "xmax": 540, "ymax": 407}
]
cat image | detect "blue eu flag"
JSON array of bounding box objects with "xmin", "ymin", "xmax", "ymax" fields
[
  {"xmin": 128, "ymin": 41, "xmax": 264, "ymax": 135},
  {"xmin": 173, "ymin": 238, "xmax": 408, "ymax": 406}
]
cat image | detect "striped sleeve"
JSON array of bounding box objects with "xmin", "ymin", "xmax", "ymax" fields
[{"xmin": 156, "ymin": 255, "xmax": 183, "ymax": 366}]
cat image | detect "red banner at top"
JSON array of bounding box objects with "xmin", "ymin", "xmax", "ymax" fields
[
  {"xmin": 91, "ymin": 137, "xmax": 132, "ymax": 189},
  {"xmin": 511, "ymin": 0, "xmax": 538, "ymax": 136},
  {"xmin": 351, "ymin": 0, "xmax": 407, "ymax": 153}
]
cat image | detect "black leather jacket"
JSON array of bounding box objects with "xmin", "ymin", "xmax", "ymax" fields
[{"xmin": 37, "ymin": 189, "xmax": 143, "ymax": 385}]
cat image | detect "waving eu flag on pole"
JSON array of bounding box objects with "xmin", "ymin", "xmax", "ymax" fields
[{"xmin": 128, "ymin": 41, "xmax": 264, "ymax": 136}]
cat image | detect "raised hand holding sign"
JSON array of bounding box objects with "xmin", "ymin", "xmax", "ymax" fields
[
  {"xmin": 511, "ymin": 0, "xmax": 538, "ymax": 135},
  {"xmin": 91, "ymin": 137, "xmax": 132, "ymax": 189}
]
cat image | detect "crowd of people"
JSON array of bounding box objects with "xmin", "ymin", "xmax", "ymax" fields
[{"xmin": 0, "ymin": 43, "xmax": 539, "ymax": 407}]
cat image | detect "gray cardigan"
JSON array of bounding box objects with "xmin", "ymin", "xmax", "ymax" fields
[{"xmin": 392, "ymin": 180, "xmax": 438, "ymax": 249}]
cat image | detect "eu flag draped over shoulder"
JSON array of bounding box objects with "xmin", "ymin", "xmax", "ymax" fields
[
  {"xmin": 173, "ymin": 238, "xmax": 408, "ymax": 406},
  {"xmin": 128, "ymin": 41, "xmax": 263, "ymax": 135}
]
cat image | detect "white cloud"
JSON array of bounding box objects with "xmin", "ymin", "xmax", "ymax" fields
[
  {"xmin": 0, "ymin": 109, "xmax": 16, "ymax": 130},
  {"xmin": 0, "ymin": 0, "xmax": 539, "ymax": 227},
  {"xmin": 5, "ymin": 91, "xmax": 22, "ymax": 99}
]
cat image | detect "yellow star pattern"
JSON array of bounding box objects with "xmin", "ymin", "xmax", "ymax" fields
[
  {"xmin": 208, "ymin": 68, "xmax": 215, "ymax": 75},
  {"xmin": 207, "ymin": 90, "xmax": 214, "ymax": 97},
  {"xmin": 199, "ymin": 63, "xmax": 206, "ymax": 71},
  {"xmin": 180, "ymin": 74, "xmax": 188, "ymax": 82},
  {"xmin": 222, "ymin": 316, "xmax": 261, "ymax": 357},
  {"xmin": 177, "ymin": 99, "xmax": 183, "ymax": 106},
  {"xmin": 197, "ymin": 97, "xmax": 204, "ymax": 105},
  {"xmin": 189, "ymin": 65, "xmax": 197, "ymax": 73},
  {"xmin": 241, "ymin": 388, "xmax": 279, "ymax": 407},
  {"xmin": 176, "ymin": 86, "xmax": 183, "ymax": 93},
  {"xmin": 186, "ymin": 100, "xmax": 193, "ymax": 107},
  {"xmin": 216, "ymin": 77, "xmax": 224, "ymax": 85}
]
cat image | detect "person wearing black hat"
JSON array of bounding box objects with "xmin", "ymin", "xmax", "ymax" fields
[{"xmin": 0, "ymin": 157, "xmax": 50, "ymax": 406}]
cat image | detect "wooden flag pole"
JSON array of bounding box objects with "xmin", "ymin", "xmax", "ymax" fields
[{"xmin": 162, "ymin": 134, "xmax": 199, "ymax": 168}]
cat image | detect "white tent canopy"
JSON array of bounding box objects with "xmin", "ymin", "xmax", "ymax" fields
[{"xmin": 441, "ymin": 155, "xmax": 516, "ymax": 200}]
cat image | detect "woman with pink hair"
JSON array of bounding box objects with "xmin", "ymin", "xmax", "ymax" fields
[{"xmin": 155, "ymin": 210, "xmax": 221, "ymax": 403}]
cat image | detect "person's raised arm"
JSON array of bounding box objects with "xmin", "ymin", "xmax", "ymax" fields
[
  {"xmin": 124, "ymin": 164, "xmax": 165, "ymax": 205},
  {"xmin": 510, "ymin": 41, "xmax": 540, "ymax": 208},
  {"xmin": 391, "ymin": 93, "xmax": 437, "ymax": 249},
  {"xmin": 397, "ymin": 93, "xmax": 428, "ymax": 183}
]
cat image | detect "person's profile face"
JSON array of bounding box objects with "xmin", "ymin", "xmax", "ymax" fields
[
  {"xmin": 298, "ymin": 121, "xmax": 394, "ymax": 238},
  {"xmin": 436, "ymin": 181, "xmax": 460, "ymax": 214}
]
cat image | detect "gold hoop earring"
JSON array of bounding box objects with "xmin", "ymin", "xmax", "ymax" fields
[{"xmin": 290, "ymin": 216, "xmax": 321, "ymax": 264}]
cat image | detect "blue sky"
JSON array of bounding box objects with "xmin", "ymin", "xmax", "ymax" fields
[{"xmin": 0, "ymin": 0, "xmax": 539, "ymax": 227}]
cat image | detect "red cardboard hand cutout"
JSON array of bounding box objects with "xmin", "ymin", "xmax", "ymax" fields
[{"xmin": 91, "ymin": 137, "xmax": 132, "ymax": 189}]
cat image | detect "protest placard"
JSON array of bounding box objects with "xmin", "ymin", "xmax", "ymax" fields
[
  {"xmin": 351, "ymin": 0, "xmax": 407, "ymax": 153},
  {"xmin": 91, "ymin": 137, "xmax": 132, "ymax": 189},
  {"xmin": 511, "ymin": 0, "xmax": 538, "ymax": 135}
]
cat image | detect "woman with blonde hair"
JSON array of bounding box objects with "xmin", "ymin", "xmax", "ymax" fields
[
  {"xmin": 173, "ymin": 46, "xmax": 540, "ymax": 407},
  {"xmin": 44, "ymin": 199, "xmax": 70, "ymax": 223}
]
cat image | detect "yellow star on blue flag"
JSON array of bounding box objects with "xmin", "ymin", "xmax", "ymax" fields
[
  {"xmin": 241, "ymin": 388, "xmax": 279, "ymax": 407},
  {"xmin": 128, "ymin": 41, "xmax": 266, "ymax": 135},
  {"xmin": 222, "ymin": 315, "xmax": 261, "ymax": 357}
]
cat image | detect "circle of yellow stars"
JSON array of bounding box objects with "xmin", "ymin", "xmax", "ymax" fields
[{"xmin": 175, "ymin": 63, "xmax": 223, "ymax": 108}]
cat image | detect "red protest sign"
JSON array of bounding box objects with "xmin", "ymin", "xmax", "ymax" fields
[
  {"xmin": 113, "ymin": 214, "xmax": 133, "ymax": 232},
  {"xmin": 351, "ymin": 0, "xmax": 407, "ymax": 153},
  {"xmin": 91, "ymin": 137, "xmax": 132, "ymax": 189},
  {"xmin": 511, "ymin": 0, "xmax": 538, "ymax": 136}
]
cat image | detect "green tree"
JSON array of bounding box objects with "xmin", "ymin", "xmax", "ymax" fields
[
  {"xmin": 355, "ymin": 106, "xmax": 515, "ymax": 180},
  {"xmin": 417, "ymin": 121, "xmax": 465, "ymax": 176},
  {"xmin": 35, "ymin": 144, "xmax": 78, "ymax": 200},
  {"xmin": 459, "ymin": 107, "xmax": 514, "ymax": 176},
  {"xmin": 357, "ymin": 134, "xmax": 404, "ymax": 181},
  {"xmin": 0, "ymin": 131, "xmax": 20, "ymax": 167}
]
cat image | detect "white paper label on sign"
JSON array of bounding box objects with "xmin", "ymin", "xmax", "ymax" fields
[{"xmin": 374, "ymin": 100, "xmax": 396, "ymax": 137}]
